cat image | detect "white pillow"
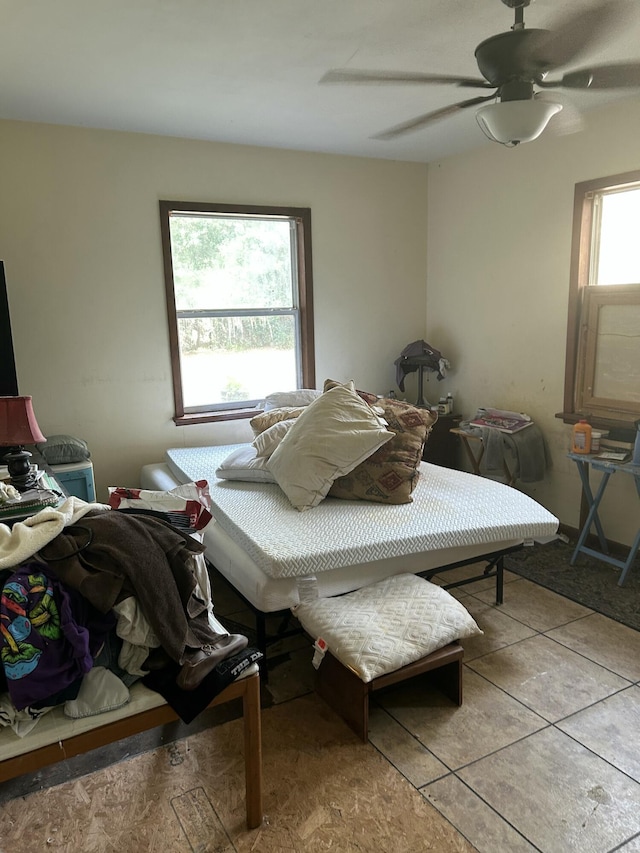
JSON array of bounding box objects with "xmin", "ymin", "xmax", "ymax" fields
[
  {"xmin": 263, "ymin": 389, "xmax": 322, "ymax": 411},
  {"xmin": 267, "ymin": 381, "xmax": 394, "ymax": 511},
  {"xmin": 215, "ymin": 445, "xmax": 276, "ymax": 483},
  {"xmin": 293, "ymin": 574, "xmax": 482, "ymax": 683},
  {"xmin": 64, "ymin": 667, "xmax": 130, "ymax": 719},
  {"xmin": 252, "ymin": 418, "xmax": 297, "ymax": 458}
]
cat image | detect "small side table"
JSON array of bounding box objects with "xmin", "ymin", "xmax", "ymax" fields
[
  {"xmin": 1, "ymin": 451, "xmax": 69, "ymax": 526},
  {"xmin": 450, "ymin": 428, "xmax": 517, "ymax": 486},
  {"xmin": 568, "ymin": 451, "xmax": 640, "ymax": 586},
  {"xmin": 423, "ymin": 414, "xmax": 462, "ymax": 469},
  {"xmin": 49, "ymin": 460, "xmax": 96, "ymax": 502}
]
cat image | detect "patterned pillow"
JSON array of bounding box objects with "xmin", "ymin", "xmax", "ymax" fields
[
  {"xmin": 249, "ymin": 406, "xmax": 306, "ymax": 437},
  {"xmin": 323, "ymin": 381, "xmax": 437, "ymax": 504}
]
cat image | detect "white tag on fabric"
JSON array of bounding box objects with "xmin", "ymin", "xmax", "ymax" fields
[
  {"xmin": 296, "ymin": 576, "xmax": 319, "ymax": 603},
  {"xmin": 312, "ymin": 637, "xmax": 328, "ymax": 670}
]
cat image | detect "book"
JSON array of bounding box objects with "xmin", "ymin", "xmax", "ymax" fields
[
  {"xmin": 469, "ymin": 407, "xmax": 534, "ymax": 434},
  {"xmin": 0, "ymin": 479, "xmax": 64, "ymax": 519},
  {"xmin": 599, "ymin": 437, "xmax": 634, "ymax": 451},
  {"xmin": 593, "ymin": 450, "xmax": 630, "ymax": 462}
]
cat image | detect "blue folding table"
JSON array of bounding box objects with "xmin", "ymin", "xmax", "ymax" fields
[{"xmin": 568, "ymin": 452, "xmax": 640, "ymax": 586}]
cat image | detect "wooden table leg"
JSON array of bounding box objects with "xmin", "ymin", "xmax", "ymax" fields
[
  {"xmin": 242, "ymin": 672, "xmax": 263, "ymax": 829},
  {"xmin": 458, "ymin": 433, "xmax": 483, "ymax": 475}
]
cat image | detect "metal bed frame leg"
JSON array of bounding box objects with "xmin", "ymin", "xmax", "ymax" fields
[{"xmin": 494, "ymin": 555, "xmax": 504, "ymax": 604}]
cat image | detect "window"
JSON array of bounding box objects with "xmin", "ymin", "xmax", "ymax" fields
[
  {"xmin": 160, "ymin": 201, "xmax": 315, "ymax": 424},
  {"xmin": 562, "ymin": 171, "xmax": 640, "ymax": 429}
]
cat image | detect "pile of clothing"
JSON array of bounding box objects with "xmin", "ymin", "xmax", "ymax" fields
[{"xmin": 0, "ymin": 497, "xmax": 257, "ymax": 735}]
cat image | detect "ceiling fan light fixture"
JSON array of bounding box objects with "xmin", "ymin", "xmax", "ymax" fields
[{"xmin": 475, "ymin": 99, "xmax": 563, "ymax": 146}]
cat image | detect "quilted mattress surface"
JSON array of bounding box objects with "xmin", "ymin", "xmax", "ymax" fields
[{"xmin": 165, "ymin": 445, "xmax": 558, "ymax": 580}]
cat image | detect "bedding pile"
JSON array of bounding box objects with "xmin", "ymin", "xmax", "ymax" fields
[
  {"xmin": 218, "ymin": 379, "xmax": 438, "ymax": 510},
  {"xmin": 143, "ymin": 381, "xmax": 558, "ymax": 615},
  {"xmin": 0, "ymin": 487, "xmax": 257, "ymax": 738}
]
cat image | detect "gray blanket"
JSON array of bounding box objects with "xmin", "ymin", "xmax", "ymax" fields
[{"xmin": 470, "ymin": 423, "xmax": 549, "ymax": 484}]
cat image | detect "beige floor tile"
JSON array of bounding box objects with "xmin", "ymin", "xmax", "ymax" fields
[
  {"xmin": 377, "ymin": 668, "xmax": 546, "ymax": 769},
  {"xmin": 467, "ymin": 634, "xmax": 630, "ymax": 722},
  {"xmin": 474, "ymin": 577, "xmax": 593, "ymax": 631},
  {"xmin": 459, "ymin": 596, "xmax": 537, "ymax": 661},
  {"xmin": 443, "ymin": 587, "xmax": 473, "ymax": 603},
  {"xmin": 423, "ymin": 773, "xmax": 539, "ymax": 853},
  {"xmin": 430, "ymin": 564, "xmax": 520, "ymax": 597},
  {"xmin": 367, "ymin": 707, "xmax": 449, "ymax": 788},
  {"xmin": 502, "ymin": 568, "xmax": 522, "ymax": 584},
  {"xmin": 458, "ymin": 727, "xmax": 640, "ymax": 853},
  {"xmin": 265, "ymin": 646, "xmax": 315, "ymax": 704},
  {"xmin": 546, "ymin": 613, "xmax": 640, "ymax": 682},
  {"xmin": 557, "ymin": 686, "xmax": 640, "ymax": 783},
  {"xmin": 265, "ymin": 628, "xmax": 309, "ymax": 658}
]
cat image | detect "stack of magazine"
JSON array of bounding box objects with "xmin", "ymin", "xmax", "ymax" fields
[
  {"xmin": 469, "ymin": 407, "xmax": 534, "ymax": 434},
  {"xmin": 0, "ymin": 469, "xmax": 63, "ymax": 522}
]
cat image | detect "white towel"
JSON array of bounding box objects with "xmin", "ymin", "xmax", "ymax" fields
[{"xmin": 0, "ymin": 497, "xmax": 109, "ymax": 570}]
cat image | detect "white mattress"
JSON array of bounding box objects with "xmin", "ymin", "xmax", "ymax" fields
[
  {"xmin": 141, "ymin": 444, "xmax": 558, "ymax": 612},
  {"xmin": 165, "ymin": 445, "xmax": 558, "ymax": 578}
]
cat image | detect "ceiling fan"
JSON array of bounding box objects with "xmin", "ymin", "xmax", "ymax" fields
[{"xmin": 320, "ymin": 0, "xmax": 640, "ymax": 147}]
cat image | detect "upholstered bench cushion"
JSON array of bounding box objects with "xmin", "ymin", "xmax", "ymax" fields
[{"xmin": 293, "ymin": 573, "xmax": 481, "ymax": 683}]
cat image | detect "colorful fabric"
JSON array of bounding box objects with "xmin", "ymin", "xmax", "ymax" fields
[{"xmin": 0, "ymin": 563, "xmax": 114, "ymax": 710}]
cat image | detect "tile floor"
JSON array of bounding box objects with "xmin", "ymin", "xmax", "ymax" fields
[
  {"xmin": 218, "ymin": 564, "xmax": 640, "ymax": 853},
  {"xmin": 371, "ymin": 566, "xmax": 640, "ymax": 853}
]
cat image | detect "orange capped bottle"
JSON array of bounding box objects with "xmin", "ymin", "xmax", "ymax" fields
[{"xmin": 572, "ymin": 419, "xmax": 592, "ymax": 454}]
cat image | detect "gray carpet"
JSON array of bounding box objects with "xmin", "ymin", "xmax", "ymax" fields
[{"xmin": 505, "ymin": 538, "xmax": 640, "ymax": 632}]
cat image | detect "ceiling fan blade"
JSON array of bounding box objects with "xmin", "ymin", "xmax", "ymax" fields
[
  {"xmin": 540, "ymin": 62, "xmax": 640, "ymax": 90},
  {"xmin": 372, "ymin": 94, "xmax": 496, "ymax": 141},
  {"xmin": 521, "ymin": 0, "xmax": 635, "ymax": 73},
  {"xmin": 535, "ymin": 92, "xmax": 584, "ymax": 137},
  {"xmin": 320, "ymin": 68, "xmax": 491, "ymax": 89}
]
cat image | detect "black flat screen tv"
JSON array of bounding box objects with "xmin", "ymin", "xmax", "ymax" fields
[{"xmin": 0, "ymin": 261, "xmax": 19, "ymax": 396}]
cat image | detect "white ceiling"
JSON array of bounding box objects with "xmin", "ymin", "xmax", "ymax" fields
[{"xmin": 2, "ymin": 0, "xmax": 640, "ymax": 163}]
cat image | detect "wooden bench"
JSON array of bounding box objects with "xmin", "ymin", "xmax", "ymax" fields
[
  {"xmin": 0, "ymin": 670, "xmax": 263, "ymax": 830},
  {"xmin": 314, "ymin": 641, "xmax": 464, "ymax": 741}
]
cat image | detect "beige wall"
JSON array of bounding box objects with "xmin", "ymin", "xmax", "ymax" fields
[
  {"xmin": 426, "ymin": 95, "xmax": 640, "ymax": 547},
  {"xmin": 0, "ymin": 120, "xmax": 428, "ymax": 499},
  {"xmin": 4, "ymin": 104, "xmax": 638, "ymax": 547}
]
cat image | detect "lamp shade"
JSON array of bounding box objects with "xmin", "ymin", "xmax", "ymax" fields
[
  {"xmin": 476, "ymin": 99, "xmax": 563, "ymax": 146},
  {"xmin": 0, "ymin": 396, "xmax": 47, "ymax": 446}
]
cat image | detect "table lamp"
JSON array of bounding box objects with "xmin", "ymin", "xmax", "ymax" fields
[{"xmin": 0, "ymin": 396, "xmax": 47, "ymax": 491}]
